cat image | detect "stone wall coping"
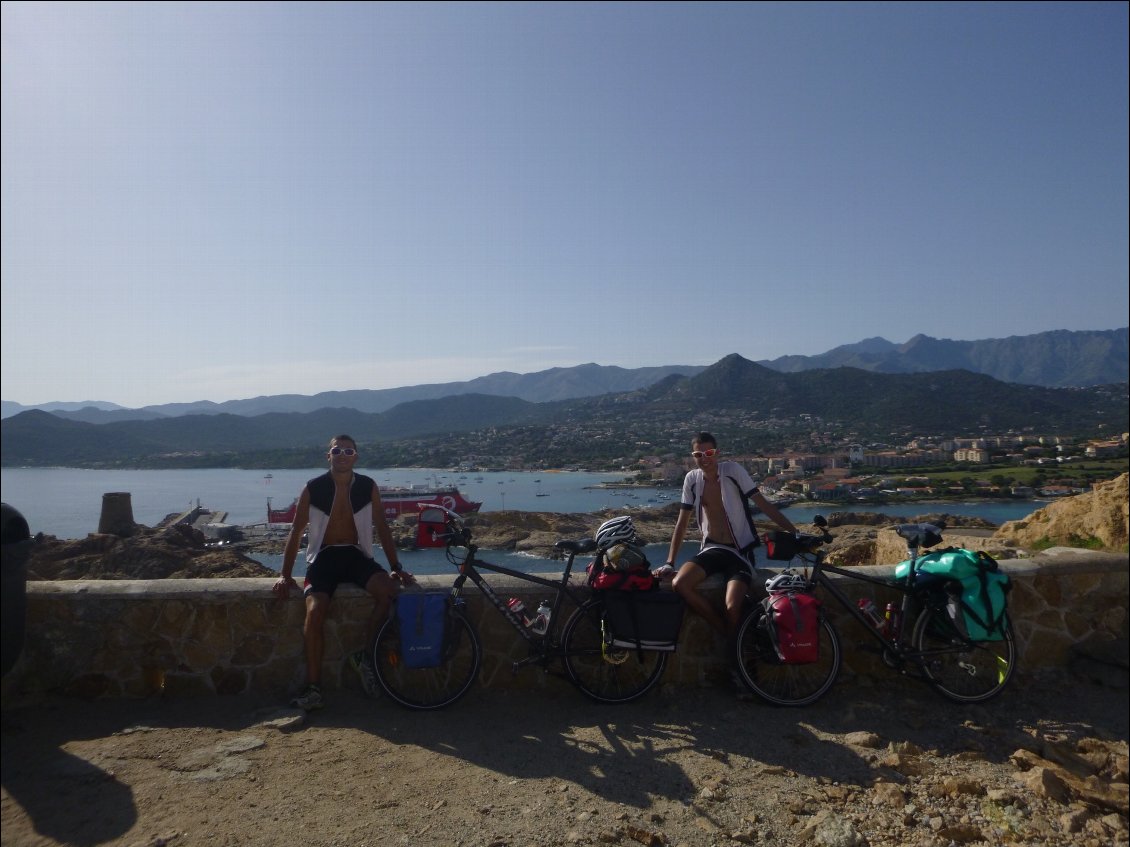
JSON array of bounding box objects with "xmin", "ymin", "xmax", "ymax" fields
[
  {"xmin": 24, "ymin": 549, "xmax": 1127, "ymax": 600},
  {"xmin": 7, "ymin": 549, "xmax": 1126, "ymax": 705}
]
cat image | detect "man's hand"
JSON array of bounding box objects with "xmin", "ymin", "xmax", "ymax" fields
[
  {"xmin": 273, "ymin": 575, "xmax": 299, "ymax": 599},
  {"xmin": 393, "ymin": 568, "xmax": 417, "ymax": 587}
]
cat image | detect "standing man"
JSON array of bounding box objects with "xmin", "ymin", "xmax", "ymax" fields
[
  {"xmin": 666, "ymin": 432, "xmax": 797, "ymax": 696},
  {"xmin": 273, "ymin": 434, "xmax": 413, "ymax": 710}
]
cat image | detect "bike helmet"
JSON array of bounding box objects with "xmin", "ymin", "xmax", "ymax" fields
[
  {"xmin": 765, "ymin": 570, "xmax": 807, "ymax": 593},
  {"xmin": 595, "ymin": 515, "xmax": 637, "ymax": 548}
]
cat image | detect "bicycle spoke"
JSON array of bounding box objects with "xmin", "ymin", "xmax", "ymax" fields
[
  {"xmin": 912, "ymin": 607, "xmax": 1016, "ymax": 703},
  {"xmin": 373, "ymin": 610, "xmax": 481, "ymax": 710},
  {"xmin": 563, "ymin": 601, "xmax": 667, "ymax": 704},
  {"xmin": 735, "ymin": 610, "xmax": 840, "ymax": 706}
]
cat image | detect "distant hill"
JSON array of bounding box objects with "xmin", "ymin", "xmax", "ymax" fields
[
  {"xmin": 3, "ymin": 356, "xmax": 1125, "ymax": 468},
  {"xmin": 757, "ymin": 328, "xmax": 1128, "ymax": 387},
  {"xmin": 2, "ymin": 327, "xmax": 1125, "ymax": 423},
  {"xmin": 0, "ymin": 363, "xmax": 707, "ymax": 422}
]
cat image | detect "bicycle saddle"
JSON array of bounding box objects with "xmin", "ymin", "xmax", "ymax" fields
[{"xmin": 895, "ymin": 522, "xmax": 945, "ymax": 549}]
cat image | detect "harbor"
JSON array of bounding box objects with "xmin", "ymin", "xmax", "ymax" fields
[{"xmin": 2, "ymin": 465, "xmax": 1052, "ymax": 543}]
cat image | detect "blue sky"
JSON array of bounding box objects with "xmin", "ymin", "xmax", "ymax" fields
[{"xmin": 2, "ymin": 2, "xmax": 1127, "ymax": 408}]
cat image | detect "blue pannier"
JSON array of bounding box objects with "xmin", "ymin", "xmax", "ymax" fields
[{"xmin": 397, "ymin": 592, "xmax": 448, "ymax": 668}]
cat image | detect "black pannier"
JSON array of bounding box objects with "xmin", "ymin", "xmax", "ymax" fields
[{"xmin": 602, "ymin": 591, "xmax": 685, "ymax": 653}]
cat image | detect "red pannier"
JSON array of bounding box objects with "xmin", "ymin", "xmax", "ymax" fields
[
  {"xmin": 762, "ymin": 590, "xmax": 821, "ymax": 663},
  {"xmin": 415, "ymin": 507, "xmax": 451, "ymax": 548}
]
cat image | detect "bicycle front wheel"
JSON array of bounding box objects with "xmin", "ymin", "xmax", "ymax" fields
[
  {"xmin": 562, "ymin": 599, "xmax": 668, "ymax": 704},
  {"xmin": 911, "ymin": 606, "xmax": 1016, "ymax": 703},
  {"xmin": 735, "ymin": 607, "xmax": 841, "ymax": 706},
  {"xmin": 373, "ymin": 606, "xmax": 481, "ymax": 710}
]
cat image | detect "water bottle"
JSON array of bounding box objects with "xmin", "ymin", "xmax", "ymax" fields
[
  {"xmin": 530, "ymin": 601, "xmax": 552, "ymax": 635},
  {"xmin": 507, "ymin": 597, "xmax": 531, "ymax": 626},
  {"xmin": 883, "ymin": 602, "xmax": 901, "ymax": 638},
  {"xmin": 857, "ymin": 597, "xmax": 884, "ymax": 630}
]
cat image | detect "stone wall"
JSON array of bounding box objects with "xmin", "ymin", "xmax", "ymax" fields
[{"xmin": 1, "ymin": 551, "xmax": 1126, "ymax": 708}]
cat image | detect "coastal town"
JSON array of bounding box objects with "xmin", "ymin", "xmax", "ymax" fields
[{"xmin": 455, "ymin": 430, "xmax": 1129, "ymax": 504}]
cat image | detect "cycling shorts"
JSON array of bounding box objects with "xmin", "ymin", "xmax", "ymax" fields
[
  {"xmin": 303, "ymin": 545, "xmax": 385, "ymax": 598},
  {"xmin": 689, "ymin": 544, "xmax": 752, "ymax": 585}
]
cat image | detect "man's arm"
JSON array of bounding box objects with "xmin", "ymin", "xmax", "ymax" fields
[
  {"xmin": 750, "ymin": 491, "xmax": 798, "ymax": 534},
  {"xmin": 371, "ymin": 486, "xmax": 413, "ymax": 583},
  {"xmin": 273, "ymin": 489, "xmax": 311, "ymax": 598},
  {"xmin": 666, "ymin": 507, "xmax": 693, "ymax": 566}
]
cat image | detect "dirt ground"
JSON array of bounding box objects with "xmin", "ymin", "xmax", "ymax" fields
[{"xmin": 2, "ymin": 666, "xmax": 1127, "ymax": 847}]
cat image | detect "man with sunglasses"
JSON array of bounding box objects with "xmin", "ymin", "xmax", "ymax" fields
[
  {"xmin": 666, "ymin": 431, "xmax": 797, "ymax": 699},
  {"xmin": 273, "ymin": 434, "xmax": 413, "ymax": 710}
]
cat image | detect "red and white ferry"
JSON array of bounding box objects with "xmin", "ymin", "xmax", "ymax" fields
[{"xmin": 267, "ymin": 485, "xmax": 482, "ymax": 523}]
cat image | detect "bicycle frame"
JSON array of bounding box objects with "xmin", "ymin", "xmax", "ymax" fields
[
  {"xmin": 739, "ymin": 519, "xmax": 1016, "ymax": 706},
  {"xmin": 442, "ymin": 539, "xmax": 595, "ymax": 667},
  {"xmin": 793, "ymin": 544, "xmax": 940, "ymax": 676},
  {"xmin": 377, "ymin": 506, "xmax": 670, "ymax": 709}
]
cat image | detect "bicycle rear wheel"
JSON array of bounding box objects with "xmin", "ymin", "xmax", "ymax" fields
[
  {"xmin": 911, "ymin": 606, "xmax": 1016, "ymax": 703},
  {"xmin": 373, "ymin": 605, "xmax": 481, "ymax": 710},
  {"xmin": 562, "ymin": 599, "xmax": 668, "ymax": 704},
  {"xmin": 734, "ymin": 607, "xmax": 841, "ymax": 706}
]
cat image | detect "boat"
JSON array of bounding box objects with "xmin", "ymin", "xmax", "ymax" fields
[
  {"xmin": 379, "ymin": 485, "xmax": 482, "ymax": 518},
  {"xmin": 266, "ymin": 484, "xmax": 482, "ymax": 524},
  {"xmin": 748, "ymin": 493, "xmax": 797, "ymax": 515},
  {"xmin": 267, "ymin": 499, "xmax": 298, "ymax": 524}
]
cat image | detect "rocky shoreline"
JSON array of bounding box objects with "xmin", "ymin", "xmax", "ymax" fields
[
  {"xmin": 16, "ymin": 473, "xmax": 1126, "ymax": 580},
  {"xmin": 17, "ymin": 505, "xmax": 998, "ymax": 581}
]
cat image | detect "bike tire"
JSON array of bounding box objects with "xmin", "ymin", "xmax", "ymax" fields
[
  {"xmin": 372, "ymin": 606, "xmax": 481, "ymax": 710},
  {"xmin": 911, "ymin": 605, "xmax": 1016, "ymax": 704},
  {"xmin": 734, "ymin": 607, "xmax": 841, "ymax": 706},
  {"xmin": 562, "ymin": 599, "xmax": 668, "ymax": 704}
]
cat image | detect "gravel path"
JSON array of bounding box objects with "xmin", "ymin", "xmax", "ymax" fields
[{"xmin": 2, "ymin": 668, "xmax": 1126, "ymax": 847}]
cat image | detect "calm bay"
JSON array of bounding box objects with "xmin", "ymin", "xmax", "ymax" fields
[
  {"xmin": 0, "ymin": 467, "xmax": 654, "ymax": 539},
  {"xmin": 1, "ymin": 467, "xmax": 1050, "ymax": 576}
]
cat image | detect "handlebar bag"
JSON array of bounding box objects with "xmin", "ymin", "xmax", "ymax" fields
[
  {"xmin": 761, "ymin": 589, "xmax": 821, "ymax": 663},
  {"xmin": 894, "ymin": 548, "xmax": 1011, "ymax": 641},
  {"xmin": 603, "ymin": 591, "xmax": 685, "ymax": 652},
  {"xmin": 762, "ymin": 530, "xmax": 799, "ymax": 561},
  {"xmin": 396, "ymin": 592, "xmax": 448, "ymax": 668}
]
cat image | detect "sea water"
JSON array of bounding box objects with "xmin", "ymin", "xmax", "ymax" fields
[
  {"xmin": 1, "ymin": 466, "xmax": 1048, "ymax": 575},
  {"xmin": 0, "ymin": 466, "xmax": 667, "ymax": 539}
]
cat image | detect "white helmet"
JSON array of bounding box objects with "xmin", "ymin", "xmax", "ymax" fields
[
  {"xmin": 595, "ymin": 515, "xmax": 638, "ymax": 548},
  {"xmin": 765, "ymin": 571, "xmax": 807, "ymax": 593}
]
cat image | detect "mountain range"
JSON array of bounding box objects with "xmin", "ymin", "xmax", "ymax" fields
[
  {"xmin": 3, "ymin": 351, "xmax": 1126, "ymax": 469},
  {"xmin": 3, "ymin": 327, "xmax": 1126, "ymax": 423}
]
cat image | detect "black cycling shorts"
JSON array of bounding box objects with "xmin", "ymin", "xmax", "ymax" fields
[
  {"xmin": 303, "ymin": 545, "xmax": 385, "ymax": 598},
  {"xmin": 689, "ymin": 545, "xmax": 752, "ymax": 585}
]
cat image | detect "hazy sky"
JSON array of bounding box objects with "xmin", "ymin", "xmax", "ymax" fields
[{"xmin": 3, "ymin": 2, "xmax": 1127, "ymax": 408}]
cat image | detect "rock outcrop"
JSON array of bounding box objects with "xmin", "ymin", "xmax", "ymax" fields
[
  {"xmin": 994, "ymin": 473, "xmax": 1129, "ymax": 552},
  {"xmin": 21, "ymin": 476, "xmax": 1128, "ymax": 578},
  {"xmin": 22, "ymin": 523, "xmax": 274, "ymax": 580}
]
